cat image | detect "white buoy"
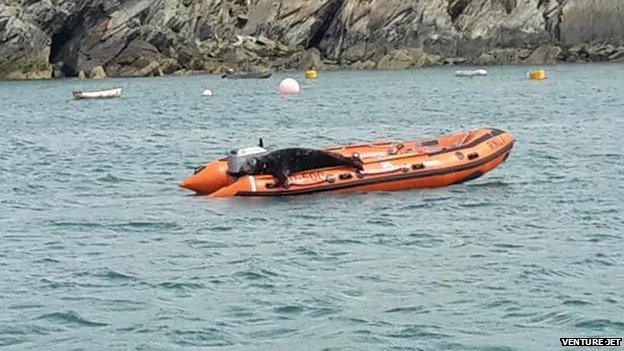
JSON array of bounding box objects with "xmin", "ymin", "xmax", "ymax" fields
[
  {"xmin": 202, "ymin": 89, "xmax": 213, "ymax": 96},
  {"xmin": 278, "ymin": 78, "xmax": 300, "ymax": 95}
]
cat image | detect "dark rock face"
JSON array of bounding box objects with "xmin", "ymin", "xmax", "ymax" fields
[
  {"xmin": 560, "ymin": 0, "xmax": 624, "ymax": 46},
  {"xmin": 0, "ymin": 5, "xmax": 52, "ymax": 79},
  {"xmin": 1, "ymin": 0, "xmax": 623, "ymax": 79}
]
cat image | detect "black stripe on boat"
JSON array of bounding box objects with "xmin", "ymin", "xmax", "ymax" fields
[{"xmin": 426, "ymin": 129, "xmax": 504, "ymax": 156}]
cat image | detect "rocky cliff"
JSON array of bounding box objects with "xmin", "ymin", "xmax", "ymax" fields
[{"xmin": 1, "ymin": 0, "xmax": 623, "ymax": 79}]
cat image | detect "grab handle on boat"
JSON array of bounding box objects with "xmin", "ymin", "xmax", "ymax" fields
[{"xmin": 339, "ymin": 172, "xmax": 353, "ymax": 180}]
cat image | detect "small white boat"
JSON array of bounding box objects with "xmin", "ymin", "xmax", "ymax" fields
[
  {"xmin": 72, "ymin": 87, "xmax": 123, "ymax": 100},
  {"xmin": 455, "ymin": 69, "xmax": 488, "ymax": 77}
]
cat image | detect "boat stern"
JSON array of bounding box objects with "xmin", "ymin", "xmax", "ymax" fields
[{"xmin": 179, "ymin": 159, "xmax": 231, "ymax": 195}]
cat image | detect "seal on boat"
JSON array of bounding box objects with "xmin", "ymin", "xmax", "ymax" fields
[{"xmin": 235, "ymin": 148, "xmax": 364, "ymax": 187}]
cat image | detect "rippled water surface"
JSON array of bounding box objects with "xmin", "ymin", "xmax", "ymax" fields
[{"xmin": 1, "ymin": 64, "xmax": 623, "ymax": 350}]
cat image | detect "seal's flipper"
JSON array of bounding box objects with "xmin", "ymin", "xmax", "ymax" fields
[
  {"xmin": 351, "ymin": 156, "xmax": 364, "ymax": 171},
  {"xmin": 273, "ymin": 167, "xmax": 292, "ymax": 188},
  {"xmin": 342, "ymin": 155, "xmax": 363, "ymax": 171},
  {"xmin": 274, "ymin": 171, "xmax": 289, "ymax": 188}
]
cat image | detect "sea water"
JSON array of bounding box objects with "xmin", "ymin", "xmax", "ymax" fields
[{"xmin": 1, "ymin": 64, "xmax": 623, "ymax": 350}]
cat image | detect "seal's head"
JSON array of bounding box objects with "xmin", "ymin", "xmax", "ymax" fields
[
  {"xmin": 227, "ymin": 146, "xmax": 268, "ymax": 177},
  {"xmin": 239, "ymin": 156, "xmax": 263, "ymax": 175}
]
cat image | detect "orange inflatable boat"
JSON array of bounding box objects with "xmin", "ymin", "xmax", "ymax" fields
[{"xmin": 180, "ymin": 127, "xmax": 513, "ymax": 197}]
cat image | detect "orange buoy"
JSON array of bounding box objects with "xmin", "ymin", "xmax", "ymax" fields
[
  {"xmin": 305, "ymin": 70, "xmax": 318, "ymax": 79},
  {"xmin": 529, "ymin": 69, "xmax": 546, "ymax": 80}
]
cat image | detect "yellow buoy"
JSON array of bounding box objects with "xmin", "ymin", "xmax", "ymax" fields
[
  {"xmin": 305, "ymin": 70, "xmax": 318, "ymax": 79},
  {"xmin": 529, "ymin": 69, "xmax": 546, "ymax": 80}
]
